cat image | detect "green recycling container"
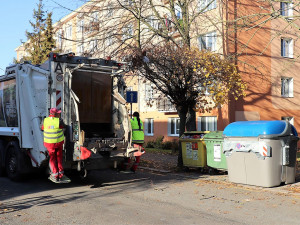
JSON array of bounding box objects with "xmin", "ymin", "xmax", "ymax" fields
[{"xmin": 204, "ymin": 131, "xmax": 227, "ymax": 171}]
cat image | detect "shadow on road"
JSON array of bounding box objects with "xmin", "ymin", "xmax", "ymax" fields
[{"xmin": 0, "ymin": 168, "xmax": 202, "ymax": 210}]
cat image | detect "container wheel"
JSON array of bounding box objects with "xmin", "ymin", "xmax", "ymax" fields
[
  {"xmin": 183, "ymin": 166, "xmax": 190, "ymax": 172},
  {"xmin": 208, "ymin": 167, "xmax": 215, "ymax": 175},
  {"xmin": 6, "ymin": 146, "xmax": 22, "ymax": 181}
]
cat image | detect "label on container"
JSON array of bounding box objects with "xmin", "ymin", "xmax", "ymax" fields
[
  {"xmin": 213, "ymin": 144, "xmax": 221, "ymax": 162},
  {"xmin": 193, "ymin": 150, "xmax": 198, "ymax": 160},
  {"xmin": 192, "ymin": 142, "xmax": 198, "ymax": 150},
  {"xmin": 186, "ymin": 142, "xmax": 192, "ymax": 159}
]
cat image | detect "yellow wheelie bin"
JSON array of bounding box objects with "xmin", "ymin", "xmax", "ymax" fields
[{"xmin": 180, "ymin": 131, "xmax": 210, "ymax": 170}]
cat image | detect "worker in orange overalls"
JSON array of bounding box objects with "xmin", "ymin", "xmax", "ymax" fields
[
  {"xmin": 122, "ymin": 111, "xmax": 145, "ymax": 173},
  {"xmin": 41, "ymin": 108, "xmax": 71, "ymax": 183}
]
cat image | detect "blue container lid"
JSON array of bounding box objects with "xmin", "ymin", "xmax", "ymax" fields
[{"xmin": 223, "ymin": 120, "xmax": 298, "ymax": 137}]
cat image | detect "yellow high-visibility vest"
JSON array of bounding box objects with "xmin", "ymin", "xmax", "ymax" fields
[
  {"xmin": 43, "ymin": 117, "xmax": 64, "ymax": 143},
  {"xmin": 131, "ymin": 117, "xmax": 144, "ymax": 144}
]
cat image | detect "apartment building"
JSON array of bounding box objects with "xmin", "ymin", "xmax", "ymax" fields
[
  {"xmin": 224, "ymin": 0, "xmax": 300, "ymax": 130},
  {"xmin": 15, "ymin": 0, "xmax": 300, "ymax": 142}
]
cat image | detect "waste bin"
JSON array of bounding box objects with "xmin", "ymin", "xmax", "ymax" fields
[
  {"xmin": 180, "ymin": 131, "xmax": 209, "ymax": 169},
  {"xmin": 223, "ymin": 120, "xmax": 299, "ymax": 187},
  {"xmin": 204, "ymin": 131, "xmax": 227, "ymax": 173}
]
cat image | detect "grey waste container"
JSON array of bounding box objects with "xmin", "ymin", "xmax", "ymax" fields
[{"xmin": 223, "ymin": 120, "xmax": 299, "ymax": 187}]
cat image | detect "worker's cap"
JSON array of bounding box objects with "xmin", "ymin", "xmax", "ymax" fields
[{"xmin": 49, "ymin": 108, "xmax": 61, "ymax": 114}]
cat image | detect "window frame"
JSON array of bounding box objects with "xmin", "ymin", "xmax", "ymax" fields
[
  {"xmin": 144, "ymin": 118, "xmax": 154, "ymax": 136},
  {"xmin": 198, "ymin": 0, "xmax": 217, "ymax": 13},
  {"xmin": 65, "ymin": 25, "xmax": 72, "ymax": 39},
  {"xmin": 56, "ymin": 29, "xmax": 63, "ymax": 48},
  {"xmin": 174, "ymin": 4, "xmax": 182, "ymax": 19},
  {"xmin": 77, "ymin": 43, "xmax": 84, "ymax": 55},
  {"xmin": 77, "ymin": 19, "xmax": 84, "ymax": 33},
  {"xmin": 198, "ymin": 31, "xmax": 217, "ymax": 51},
  {"xmin": 122, "ymin": 24, "xmax": 134, "ymax": 41},
  {"xmin": 168, "ymin": 117, "xmax": 180, "ymax": 136},
  {"xmin": 280, "ymin": 1, "xmax": 293, "ymax": 18},
  {"xmin": 281, "ymin": 38, "xmax": 293, "ymax": 58},
  {"xmin": 281, "ymin": 77, "xmax": 294, "ymax": 98},
  {"xmin": 145, "ymin": 83, "xmax": 154, "ymax": 100},
  {"xmin": 197, "ymin": 116, "xmax": 217, "ymax": 131},
  {"xmin": 107, "ymin": 4, "xmax": 114, "ymax": 17}
]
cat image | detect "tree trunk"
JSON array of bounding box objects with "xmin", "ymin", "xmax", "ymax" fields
[
  {"xmin": 177, "ymin": 105, "xmax": 188, "ymax": 168},
  {"xmin": 186, "ymin": 106, "xmax": 196, "ymax": 131}
]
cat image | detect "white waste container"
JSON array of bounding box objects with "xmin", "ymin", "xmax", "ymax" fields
[{"xmin": 223, "ymin": 120, "xmax": 298, "ymax": 187}]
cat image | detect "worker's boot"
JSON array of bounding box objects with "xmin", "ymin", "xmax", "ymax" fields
[
  {"xmin": 48, "ymin": 175, "xmax": 59, "ymax": 183},
  {"xmin": 59, "ymin": 175, "xmax": 71, "ymax": 183}
]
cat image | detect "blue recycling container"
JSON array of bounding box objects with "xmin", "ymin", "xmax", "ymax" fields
[{"xmin": 223, "ymin": 120, "xmax": 298, "ymax": 187}]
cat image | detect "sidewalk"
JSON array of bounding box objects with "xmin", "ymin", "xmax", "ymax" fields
[{"xmin": 139, "ymin": 152, "xmax": 300, "ymax": 196}]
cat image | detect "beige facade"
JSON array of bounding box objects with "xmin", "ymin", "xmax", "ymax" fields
[{"xmin": 16, "ymin": 0, "xmax": 300, "ymax": 143}]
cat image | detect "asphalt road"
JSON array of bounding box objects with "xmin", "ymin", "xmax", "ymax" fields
[{"xmin": 0, "ymin": 168, "xmax": 300, "ymax": 225}]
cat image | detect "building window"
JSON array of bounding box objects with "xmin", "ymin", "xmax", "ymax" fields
[
  {"xmin": 281, "ymin": 77, "xmax": 293, "ymax": 97},
  {"xmin": 123, "ymin": 0, "xmax": 133, "ymax": 6},
  {"xmin": 198, "ymin": 31, "xmax": 216, "ymax": 51},
  {"xmin": 168, "ymin": 118, "xmax": 180, "ymax": 136},
  {"xmin": 198, "ymin": 116, "xmax": 217, "ymax": 131},
  {"xmin": 174, "ymin": 4, "xmax": 182, "ymax": 19},
  {"xmin": 91, "ymin": 11, "xmax": 99, "ymax": 22},
  {"xmin": 77, "ymin": 44, "xmax": 84, "ymax": 55},
  {"xmin": 107, "ymin": 4, "xmax": 114, "ymax": 17},
  {"xmin": 122, "ymin": 24, "xmax": 134, "ymax": 41},
  {"xmin": 56, "ymin": 29, "xmax": 62, "ymax": 48},
  {"xmin": 281, "ymin": 38, "xmax": 293, "ymax": 58},
  {"xmin": 157, "ymin": 98, "xmax": 176, "ymax": 112},
  {"xmin": 144, "ymin": 118, "xmax": 154, "ymax": 136},
  {"xmin": 145, "ymin": 83, "xmax": 154, "ymax": 100},
  {"xmin": 77, "ymin": 20, "xmax": 84, "ymax": 33},
  {"xmin": 198, "ymin": 0, "xmax": 217, "ymax": 12},
  {"xmin": 146, "ymin": 15, "xmax": 160, "ymax": 30},
  {"xmin": 106, "ymin": 36, "xmax": 113, "ymax": 47},
  {"xmin": 280, "ymin": 1, "xmax": 293, "ymax": 18},
  {"xmin": 282, "ymin": 116, "xmax": 294, "ymax": 125},
  {"xmin": 65, "ymin": 25, "xmax": 72, "ymax": 39},
  {"xmin": 89, "ymin": 39, "xmax": 97, "ymax": 52}
]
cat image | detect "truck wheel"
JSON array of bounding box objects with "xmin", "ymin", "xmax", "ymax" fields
[
  {"xmin": 0, "ymin": 140, "xmax": 5, "ymax": 176},
  {"xmin": 6, "ymin": 146, "xmax": 22, "ymax": 181}
]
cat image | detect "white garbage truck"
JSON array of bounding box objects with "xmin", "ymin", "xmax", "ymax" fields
[{"xmin": 0, "ymin": 52, "xmax": 135, "ymax": 181}]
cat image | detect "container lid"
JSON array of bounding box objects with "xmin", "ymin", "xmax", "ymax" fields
[
  {"xmin": 223, "ymin": 120, "xmax": 298, "ymax": 137},
  {"xmin": 180, "ymin": 131, "xmax": 210, "ymax": 140},
  {"xmin": 204, "ymin": 131, "xmax": 223, "ymax": 139}
]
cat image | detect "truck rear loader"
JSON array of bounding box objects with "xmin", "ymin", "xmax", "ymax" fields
[{"xmin": 0, "ymin": 52, "xmax": 136, "ymax": 181}]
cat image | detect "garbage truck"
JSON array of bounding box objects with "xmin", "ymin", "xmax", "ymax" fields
[{"xmin": 0, "ymin": 52, "xmax": 136, "ymax": 180}]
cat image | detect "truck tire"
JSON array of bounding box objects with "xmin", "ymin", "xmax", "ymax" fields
[
  {"xmin": 6, "ymin": 145, "xmax": 23, "ymax": 181},
  {"xmin": 0, "ymin": 140, "xmax": 6, "ymax": 176}
]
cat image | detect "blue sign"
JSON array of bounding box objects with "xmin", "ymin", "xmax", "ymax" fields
[{"xmin": 126, "ymin": 91, "xmax": 138, "ymax": 103}]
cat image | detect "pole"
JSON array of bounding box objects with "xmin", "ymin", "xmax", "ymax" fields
[{"xmin": 130, "ymin": 103, "xmax": 132, "ymax": 118}]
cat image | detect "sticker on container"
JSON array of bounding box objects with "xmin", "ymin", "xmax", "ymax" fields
[
  {"xmin": 193, "ymin": 150, "xmax": 198, "ymax": 160},
  {"xmin": 192, "ymin": 142, "xmax": 198, "ymax": 150},
  {"xmin": 213, "ymin": 144, "xmax": 221, "ymax": 162},
  {"xmin": 186, "ymin": 142, "xmax": 192, "ymax": 159},
  {"xmin": 259, "ymin": 142, "xmax": 270, "ymax": 157}
]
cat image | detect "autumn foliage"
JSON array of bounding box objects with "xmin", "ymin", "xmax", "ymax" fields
[{"xmin": 130, "ymin": 44, "xmax": 247, "ymax": 113}]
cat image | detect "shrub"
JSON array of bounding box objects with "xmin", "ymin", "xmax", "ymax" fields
[
  {"xmin": 145, "ymin": 140, "xmax": 155, "ymax": 148},
  {"xmin": 162, "ymin": 141, "xmax": 173, "ymax": 150},
  {"xmin": 154, "ymin": 135, "xmax": 164, "ymax": 149}
]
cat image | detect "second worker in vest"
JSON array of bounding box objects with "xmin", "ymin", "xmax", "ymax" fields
[
  {"xmin": 42, "ymin": 108, "xmax": 71, "ymax": 183},
  {"xmin": 122, "ymin": 111, "xmax": 145, "ymax": 173}
]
